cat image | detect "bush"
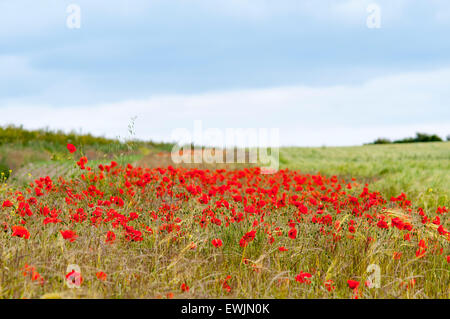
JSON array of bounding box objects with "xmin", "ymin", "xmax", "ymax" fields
[
  {"xmin": 371, "ymin": 133, "xmax": 443, "ymax": 145},
  {"xmin": 372, "ymin": 138, "xmax": 392, "ymax": 144},
  {"xmin": 393, "ymin": 133, "xmax": 443, "ymax": 144}
]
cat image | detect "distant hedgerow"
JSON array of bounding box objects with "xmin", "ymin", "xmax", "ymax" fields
[
  {"xmin": 371, "ymin": 132, "xmax": 444, "ymax": 145},
  {"xmin": 0, "ymin": 124, "xmax": 174, "ymax": 152}
]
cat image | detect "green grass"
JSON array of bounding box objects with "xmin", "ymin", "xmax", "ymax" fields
[{"xmin": 279, "ymin": 142, "xmax": 450, "ymax": 211}]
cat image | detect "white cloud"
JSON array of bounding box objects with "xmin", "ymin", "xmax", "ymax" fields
[{"xmin": 1, "ymin": 67, "xmax": 449, "ymax": 147}]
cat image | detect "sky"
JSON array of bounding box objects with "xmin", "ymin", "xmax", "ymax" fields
[{"xmin": 1, "ymin": 0, "xmax": 449, "ymax": 146}]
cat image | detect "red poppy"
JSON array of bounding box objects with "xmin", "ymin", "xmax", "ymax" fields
[
  {"xmin": 22, "ymin": 264, "xmax": 44, "ymax": 285},
  {"xmin": 288, "ymin": 227, "xmax": 297, "ymax": 239},
  {"xmin": 324, "ymin": 280, "xmax": 335, "ymax": 292},
  {"xmin": 12, "ymin": 225, "xmax": 30, "ymax": 239},
  {"xmin": 278, "ymin": 246, "xmax": 288, "ymax": 252},
  {"xmin": 222, "ymin": 275, "xmax": 232, "ymax": 293},
  {"xmin": 96, "ymin": 271, "xmax": 107, "ymax": 281},
  {"xmin": 239, "ymin": 237, "xmax": 248, "ymax": 248},
  {"xmin": 393, "ymin": 252, "xmax": 402, "ymax": 260},
  {"xmin": 2, "ymin": 200, "xmax": 13, "ymax": 208},
  {"xmin": 211, "ymin": 238, "xmax": 223, "ymax": 248},
  {"xmin": 239, "ymin": 230, "xmax": 257, "ymax": 248},
  {"xmin": 129, "ymin": 212, "xmax": 139, "ymax": 220},
  {"xmin": 60, "ymin": 230, "xmax": 78, "ymax": 242},
  {"xmin": 295, "ymin": 271, "xmax": 312, "ymax": 284},
  {"xmin": 67, "ymin": 143, "xmax": 77, "ymax": 153},
  {"xmin": 181, "ymin": 283, "xmax": 189, "ymax": 292},
  {"xmin": 105, "ymin": 231, "xmax": 116, "ymax": 243},
  {"xmin": 347, "ymin": 280, "xmax": 359, "ymax": 290}
]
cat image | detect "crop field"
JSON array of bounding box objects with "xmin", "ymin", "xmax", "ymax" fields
[{"xmin": 0, "ymin": 139, "xmax": 449, "ymax": 299}]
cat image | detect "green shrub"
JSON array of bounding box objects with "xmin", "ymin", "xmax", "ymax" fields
[
  {"xmin": 371, "ymin": 133, "xmax": 444, "ymax": 144},
  {"xmin": 372, "ymin": 138, "xmax": 392, "ymax": 144},
  {"xmin": 393, "ymin": 132, "xmax": 443, "ymax": 143}
]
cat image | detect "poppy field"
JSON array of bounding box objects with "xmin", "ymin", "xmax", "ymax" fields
[{"xmin": 0, "ymin": 143, "xmax": 449, "ymax": 299}]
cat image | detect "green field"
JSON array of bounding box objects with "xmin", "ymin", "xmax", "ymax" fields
[{"xmin": 279, "ymin": 142, "xmax": 450, "ymax": 211}]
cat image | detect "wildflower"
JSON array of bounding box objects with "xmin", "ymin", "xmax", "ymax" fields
[
  {"xmin": 393, "ymin": 252, "xmax": 402, "ymax": 260},
  {"xmin": 12, "ymin": 225, "xmax": 30, "ymax": 239},
  {"xmin": 2, "ymin": 200, "xmax": 13, "ymax": 208},
  {"xmin": 288, "ymin": 227, "xmax": 297, "ymax": 239},
  {"xmin": 415, "ymin": 239, "xmax": 427, "ymax": 258},
  {"xmin": 60, "ymin": 230, "xmax": 78, "ymax": 242},
  {"xmin": 181, "ymin": 283, "xmax": 189, "ymax": 292},
  {"xmin": 239, "ymin": 230, "xmax": 257, "ymax": 247},
  {"xmin": 347, "ymin": 280, "xmax": 359, "ymax": 290},
  {"xmin": 222, "ymin": 275, "xmax": 232, "ymax": 293},
  {"xmin": 295, "ymin": 271, "xmax": 312, "ymax": 284},
  {"xmin": 129, "ymin": 212, "xmax": 139, "ymax": 220},
  {"xmin": 67, "ymin": 143, "xmax": 77, "ymax": 153},
  {"xmin": 211, "ymin": 238, "xmax": 223, "ymax": 248},
  {"xmin": 401, "ymin": 278, "xmax": 416, "ymax": 290},
  {"xmin": 324, "ymin": 280, "xmax": 335, "ymax": 292},
  {"xmin": 22, "ymin": 264, "xmax": 44, "ymax": 285},
  {"xmin": 437, "ymin": 224, "xmax": 448, "ymax": 236},
  {"xmin": 43, "ymin": 217, "xmax": 62, "ymax": 225},
  {"xmin": 105, "ymin": 231, "xmax": 116, "ymax": 244},
  {"xmin": 377, "ymin": 220, "xmax": 389, "ymax": 229},
  {"xmin": 96, "ymin": 271, "xmax": 107, "ymax": 281},
  {"xmin": 278, "ymin": 246, "xmax": 288, "ymax": 252}
]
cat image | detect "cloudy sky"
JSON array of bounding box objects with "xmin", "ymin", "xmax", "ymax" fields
[{"xmin": 1, "ymin": 0, "xmax": 449, "ymax": 146}]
